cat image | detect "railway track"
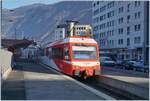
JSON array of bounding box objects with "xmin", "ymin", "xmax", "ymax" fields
[
  {"xmin": 75, "ymin": 77, "xmax": 141, "ymax": 100},
  {"xmin": 41, "ymin": 62, "xmax": 145, "ymax": 100}
]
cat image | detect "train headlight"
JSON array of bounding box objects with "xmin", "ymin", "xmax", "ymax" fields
[{"xmin": 74, "ymin": 70, "xmax": 80, "ymax": 76}]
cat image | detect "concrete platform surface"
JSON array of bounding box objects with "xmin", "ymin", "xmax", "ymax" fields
[{"xmin": 2, "ymin": 61, "xmax": 114, "ymax": 100}]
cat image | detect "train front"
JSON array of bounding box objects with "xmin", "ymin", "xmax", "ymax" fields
[{"xmin": 70, "ymin": 41, "xmax": 101, "ymax": 78}]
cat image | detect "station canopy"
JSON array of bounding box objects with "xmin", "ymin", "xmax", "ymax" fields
[{"xmin": 1, "ymin": 39, "xmax": 35, "ymax": 49}]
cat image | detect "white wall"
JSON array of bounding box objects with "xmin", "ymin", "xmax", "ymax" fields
[
  {"xmin": 0, "ymin": 49, "xmax": 13, "ymax": 79},
  {"xmin": 54, "ymin": 28, "xmax": 65, "ymax": 41}
]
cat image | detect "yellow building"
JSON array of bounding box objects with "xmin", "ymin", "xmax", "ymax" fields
[{"xmin": 74, "ymin": 24, "xmax": 92, "ymax": 36}]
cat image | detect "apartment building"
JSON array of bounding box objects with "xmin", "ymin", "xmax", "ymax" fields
[
  {"xmin": 92, "ymin": 1, "xmax": 149, "ymax": 62},
  {"xmin": 54, "ymin": 24, "xmax": 66, "ymax": 41},
  {"xmin": 52, "ymin": 21, "xmax": 92, "ymax": 41},
  {"xmin": 74, "ymin": 24, "xmax": 92, "ymax": 36}
]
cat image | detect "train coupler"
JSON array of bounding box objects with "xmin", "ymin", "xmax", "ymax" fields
[{"xmin": 80, "ymin": 70, "xmax": 88, "ymax": 79}]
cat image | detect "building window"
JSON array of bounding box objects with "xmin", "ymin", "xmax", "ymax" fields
[
  {"xmin": 107, "ymin": 12, "xmax": 110, "ymax": 18},
  {"xmin": 135, "ymin": 1, "xmax": 140, "ymax": 7},
  {"xmin": 111, "ymin": 30, "xmax": 114, "ymax": 36},
  {"xmin": 93, "ymin": 8, "xmax": 99, "ymax": 16},
  {"xmin": 135, "ymin": 12, "xmax": 141, "ymax": 19},
  {"xmin": 119, "ymin": 7, "xmax": 124, "ymax": 13},
  {"xmin": 99, "ymin": 23, "xmax": 106, "ymax": 30},
  {"xmin": 127, "ymin": 26, "xmax": 130, "ymax": 35},
  {"xmin": 100, "ymin": 39, "xmax": 106, "ymax": 46},
  {"xmin": 134, "ymin": 24, "xmax": 141, "ymax": 31},
  {"xmin": 118, "ymin": 40, "xmax": 120, "ymax": 45},
  {"xmin": 127, "ymin": 38, "xmax": 130, "ymax": 46},
  {"xmin": 111, "ymin": 20, "xmax": 114, "ymax": 26},
  {"xmin": 100, "ymin": 32, "xmax": 105, "ymax": 38},
  {"xmin": 60, "ymin": 31, "xmax": 62, "ymax": 33},
  {"xmin": 118, "ymin": 17, "xmax": 123, "ymax": 24},
  {"xmin": 118, "ymin": 28, "xmax": 123, "ymax": 34},
  {"xmin": 127, "ymin": 4, "xmax": 130, "ymax": 12},
  {"xmin": 134, "ymin": 25, "xmax": 137, "ymax": 31},
  {"xmin": 135, "ymin": 1, "xmax": 137, "ymax": 6},
  {"xmin": 121, "ymin": 39, "xmax": 123, "ymax": 44},
  {"xmin": 127, "ymin": 15, "xmax": 130, "ymax": 23},
  {"xmin": 100, "ymin": 5, "xmax": 106, "ymax": 12},
  {"xmin": 134, "ymin": 37, "xmax": 141, "ymax": 44},
  {"xmin": 107, "ymin": 20, "xmax": 114, "ymax": 27},
  {"xmin": 138, "ymin": 12, "xmax": 141, "ymax": 18},
  {"xmin": 111, "ymin": 11, "xmax": 114, "ymax": 16},
  {"xmin": 107, "ymin": 11, "xmax": 114, "ymax": 18},
  {"xmin": 100, "ymin": 16, "xmax": 102, "ymax": 21},
  {"xmin": 93, "ymin": 26, "xmax": 98, "ymax": 31},
  {"xmin": 118, "ymin": 39, "xmax": 123, "ymax": 45},
  {"xmin": 112, "ymin": 40, "xmax": 114, "ymax": 45},
  {"xmin": 103, "ymin": 14, "xmax": 106, "ymax": 19},
  {"xmin": 107, "ymin": 30, "xmax": 114, "ymax": 37},
  {"xmin": 93, "ymin": 17, "xmax": 99, "ymax": 23},
  {"xmin": 100, "ymin": 14, "xmax": 106, "ymax": 21},
  {"xmin": 135, "ymin": 13, "xmax": 137, "ymax": 19},
  {"xmin": 97, "ymin": 1, "xmax": 99, "ymax": 5},
  {"xmin": 93, "ymin": 3, "xmax": 96, "ymax": 7},
  {"xmin": 138, "ymin": 24, "xmax": 141, "ymax": 30},
  {"xmin": 107, "ymin": 1, "xmax": 114, "ymax": 9},
  {"xmin": 94, "ymin": 33, "xmax": 99, "ymax": 40}
]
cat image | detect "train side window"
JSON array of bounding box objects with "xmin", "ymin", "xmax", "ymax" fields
[
  {"xmin": 52, "ymin": 47, "xmax": 63, "ymax": 59},
  {"xmin": 64, "ymin": 47, "xmax": 70, "ymax": 60},
  {"xmin": 45, "ymin": 48, "xmax": 49, "ymax": 56},
  {"xmin": 48, "ymin": 48, "xmax": 52, "ymax": 58}
]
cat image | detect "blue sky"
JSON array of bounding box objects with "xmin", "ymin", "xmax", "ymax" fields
[{"xmin": 3, "ymin": 0, "xmax": 64, "ymax": 9}]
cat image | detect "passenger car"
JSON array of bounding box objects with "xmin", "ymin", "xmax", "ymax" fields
[{"xmin": 100, "ymin": 57, "xmax": 116, "ymax": 66}]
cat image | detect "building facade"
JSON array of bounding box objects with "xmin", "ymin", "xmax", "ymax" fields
[
  {"xmin": 74, "ymin": 25, "xmax": 92, "ymax": 36},
  {"xmin": 52, "ymin": 22, "xmax": 92, "ymax": 41},
  {"xmin": 54, "ymin": 27, "xmax": 66, "ymax": 41},
  {"xmin": 92, "ymin": 1, "xmax": 149, "ymax": 62}
]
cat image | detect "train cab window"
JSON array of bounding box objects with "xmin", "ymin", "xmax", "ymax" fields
[
  {"xmin": 72, "ymin": 45, "xmax": 97, "ymax": 60},
  {"xmin": 64, "ymin": 47, "xmax": 70, "ymax": 60}
]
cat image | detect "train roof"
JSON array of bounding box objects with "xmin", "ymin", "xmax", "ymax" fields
[{"xmin": 46, "ymin": 36, "xmax": 97, "ymax": 48}]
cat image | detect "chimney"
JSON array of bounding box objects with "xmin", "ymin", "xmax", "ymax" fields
[{"xmin": 66, "ymin": 20, "xmax": 78, "ymax": 36}]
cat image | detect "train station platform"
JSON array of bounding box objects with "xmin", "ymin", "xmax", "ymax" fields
[
  {"xmin": 97, "ymin": 66, "xmax": 149, "ymax": 100},
  {"xmin": 1, "ymin": 60, "xmax": 114, "ymax": 100}
]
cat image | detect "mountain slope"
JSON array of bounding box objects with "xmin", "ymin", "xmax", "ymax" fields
[{"xmin": 2, "ymin": 1, "xmax": 92, "ymax": 40}]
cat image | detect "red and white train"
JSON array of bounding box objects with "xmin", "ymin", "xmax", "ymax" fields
[{"xmin": 43, "ymin": 36, "xmax": 100, "ymax": 78}]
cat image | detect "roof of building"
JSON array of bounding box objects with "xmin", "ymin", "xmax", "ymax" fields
[
  {"xmin": 57, "ymin": 24, "xmax": 68, "ymax": 28},
  {"xmin": 2, "ymin": 39, "xmax": 35, "ymax": 49}
]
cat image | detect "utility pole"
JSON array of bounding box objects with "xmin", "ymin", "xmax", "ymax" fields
[
  {"xmin": 22, "ymin": 31, "xmax": 24, "ymax": 39},
  {"xmin": 143, "ymin": 1, "xmax": 149, "ymax": 65},
  {"xmin": 0, "ymin": 0, "xmax": 2, "ymax": 48},
  {"xmin": 14, "ymin": 27, "xmax": 16, "ymax": 39}
]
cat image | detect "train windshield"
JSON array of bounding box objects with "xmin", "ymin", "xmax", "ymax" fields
[{"xmin": 72, "ymin": 45, "xmax": 97, "ymax": 60}]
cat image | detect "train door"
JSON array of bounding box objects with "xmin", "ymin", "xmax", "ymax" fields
[
  {"xmin": 45, "ymin": 47, "xmax": 49, "ymax": 56},
  {"xmin": 63, "ymin": 46, "xmax": 72, "ymax": 75},
  {"xmin": 64, "ymin": 46, "xmax": 70, "ymax": 61}
]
